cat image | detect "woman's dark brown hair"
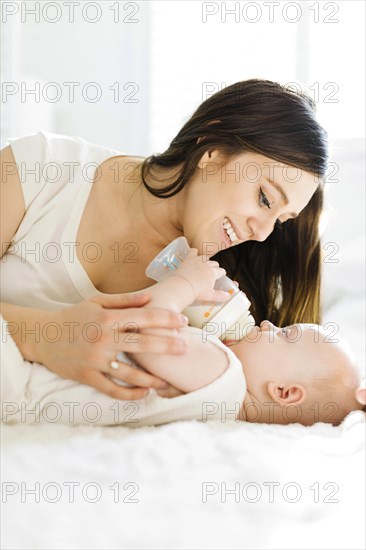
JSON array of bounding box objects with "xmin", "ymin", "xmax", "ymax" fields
[{"xmin": 139, "ymin": 79, "xmax": 329, "ymax": 326}]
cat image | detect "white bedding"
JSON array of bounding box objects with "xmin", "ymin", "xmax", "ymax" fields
[
  {"xmin": 1, "ymin": 412, "xmax": 365, "ymax": 550},
  {"xmin": 1, "ymin": 237, "xmax": 365, "ymax": 549}
]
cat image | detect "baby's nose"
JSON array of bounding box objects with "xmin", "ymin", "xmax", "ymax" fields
[{"xmin": 260, "ymin": 320, "xmax": 276, "ymax": 331}]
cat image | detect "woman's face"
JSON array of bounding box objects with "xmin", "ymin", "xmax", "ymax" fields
[{"xmin": 181, "ymin": 149, "xmax": 319, "ymax": 256}]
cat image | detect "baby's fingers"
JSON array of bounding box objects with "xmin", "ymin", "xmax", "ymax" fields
[
  {"xmin": 213, "ymin": 266, "xmax": 227, "ymax": 280},
  {"xmin": 202, "ymin": 290, "xmax": 232, "ymax": 303}
]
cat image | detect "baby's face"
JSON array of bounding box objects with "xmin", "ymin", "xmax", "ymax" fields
[{"xmin": 229, "ymin": 320, "xmax": 351, "ymax": 394}]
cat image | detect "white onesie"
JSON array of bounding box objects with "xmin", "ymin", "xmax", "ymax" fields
[{"xmin": 1, "ymin": 131, "xmax": 247, "ymax": 427}]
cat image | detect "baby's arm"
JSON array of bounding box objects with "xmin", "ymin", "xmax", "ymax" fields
[{"xmin": 125, "ymin": 251, "xmax": 231, "ymax": 393}]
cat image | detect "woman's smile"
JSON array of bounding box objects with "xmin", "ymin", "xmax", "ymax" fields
[
  {"xmin": 219, "ymin": 219, "xmax": 230, "ymax": 247},
  {"xmin": 221, "ymin": 216, "xmax": 248, "ymax": 247},
  {"xmin": 221, "ymin": 217, "xmax": 237, "ymax": 247}
]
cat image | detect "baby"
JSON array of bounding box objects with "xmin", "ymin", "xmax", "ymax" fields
[
  {"xmin": 123, "ymin": 248, "xmax": 364, "ymax": 427},
  {"xmin": 2, "ymin": 248, "xmax": 363, "ymax": 427},
  {"xmin": 226, "ymin": 320, "xmax": 363, "ymax": 426}
]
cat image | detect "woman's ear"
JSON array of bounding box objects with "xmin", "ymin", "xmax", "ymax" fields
[
  {"xmin": 196, "ymin": 142, "xmax": 214, "ymax": 169},
  {"xmin": 267, "ymin": 381, "xmax": 307, "ymax": 406}
]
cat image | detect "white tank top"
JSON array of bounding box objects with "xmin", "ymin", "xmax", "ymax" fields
[{"xmin": 1, "ymin": 131, "xmax": 127, "ymax": 310}]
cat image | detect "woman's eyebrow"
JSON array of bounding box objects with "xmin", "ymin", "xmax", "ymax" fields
[{"xmin": 264, "ymin": 177, "xmax": 298, "ymax": 218}]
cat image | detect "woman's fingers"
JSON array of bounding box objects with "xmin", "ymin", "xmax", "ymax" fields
[
  {"xmin": 83, "ymin": 370, "xmax": 149, "ymax": 401},
  {"xmin": 89, "ymin": 291, "xmax": 152, "ymax": 309},
  {"xmin": 156, "ymin": 385, "xmax": 184, "ymax": 398},
  {"xmin": 90, "ymin": 292, "xmax": 190, "ymax": 329},
  {"xmin": 107, "ymin": 307, "xmax": 189, "ymax": 331},
  {"xmin": 37, "ymin": 300, "xmax": 189, "ymax": 392},
  {"xmin": 106, "ymin": 360, "xmax": 169, "ymax": 390},
  {"xmin": 81, "ymin": 368, "xmax": 182, "ymax": 402},
  {"xmin": 110, "ymin": 331, "xmax": 188, "ymax": 355}
]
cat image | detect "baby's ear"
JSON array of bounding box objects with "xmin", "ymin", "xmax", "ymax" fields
[{"xmin": 267, "ymin": 382, "xmax": 307, "ymax": 406}]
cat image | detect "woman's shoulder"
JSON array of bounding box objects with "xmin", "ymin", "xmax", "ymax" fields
[
  {"xmin": 39, "ymin": 130, "xmax": 125, "ymax": 164},
  {"xmin": 7, "ymin": 130, "xmax": 126, "ymax": 166}
]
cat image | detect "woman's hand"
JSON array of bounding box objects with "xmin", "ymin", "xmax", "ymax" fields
[
  {"xmin": 37, "ymin": 291, "xmax": 189, "ymax": 400},
  {"xmin": 168, "ymin": 248, "xmax": 231, "ymax": 303}
]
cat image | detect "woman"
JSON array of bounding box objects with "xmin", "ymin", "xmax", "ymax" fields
[{"xmin": 0, "ymin": 78, "xmax": 329, "ymax": 401}]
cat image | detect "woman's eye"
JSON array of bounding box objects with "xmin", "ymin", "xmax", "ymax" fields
[{"xmin": 259, "ymin": 188, "xmax": 271, "ymax": 209}]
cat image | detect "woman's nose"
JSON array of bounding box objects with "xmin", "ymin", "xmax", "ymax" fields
[{"xmin": 251, "ymin": 217, "xmax": 277, "ymax": 242}]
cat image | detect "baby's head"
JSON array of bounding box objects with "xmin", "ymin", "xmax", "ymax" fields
[{"xmin": 228, "ymin": 321, "xmax": 364, "ymax": 426}]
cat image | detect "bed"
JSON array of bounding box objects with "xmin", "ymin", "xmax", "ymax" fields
[{"xmin": 1, "ymin": 232, "xmax": 365, "ymax": 550}]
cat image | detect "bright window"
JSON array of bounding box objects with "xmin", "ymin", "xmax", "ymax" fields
[{"xmin": 148, "ymin": 0, "xmax": 365, "ymax": 151}]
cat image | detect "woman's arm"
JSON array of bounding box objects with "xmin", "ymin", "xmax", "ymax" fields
[
  {"xmin": 126, "ymin": 251, "xmax": 232, "ymax": 393},
  {"xmin": 0, "ymin": 302, "xmax": 50, "ymax": 362},
  {"xmin": 0, "ymin": 146, "xmax": 26, "ymax": 259}
]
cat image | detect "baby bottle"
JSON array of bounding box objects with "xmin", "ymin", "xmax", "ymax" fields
[{"xmin": 145, "ymin": 237, "xmax": 256, "ymax": 343}]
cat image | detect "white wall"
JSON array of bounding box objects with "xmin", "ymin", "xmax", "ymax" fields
[
  {"xmin": 2, "ymin": 1, "xmax": 365, "ymax": 152},
  {"xmin": 1, "ymin": 1, "xmax": 151, "ymax": 153},
  {"xmin": 321, "ymin": 137, "xmax": 365, "ymax": 309},
  {"xmin": 322, "ymin": 138, "xmax": 365, "ymax": 250}
]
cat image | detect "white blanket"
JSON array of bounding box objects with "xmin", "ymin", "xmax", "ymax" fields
[{"xmin": 1, "ymin": 413, "xmax": 365, "ymax": 549}]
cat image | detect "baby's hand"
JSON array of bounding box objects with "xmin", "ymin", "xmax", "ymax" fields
[
  {"xmin": 168, "ymin": 248, "xmax": 231, "ymax": 303},
  {"xmin": 355, "ymin": 378, "xmax": 366, "ymax": 407}
]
